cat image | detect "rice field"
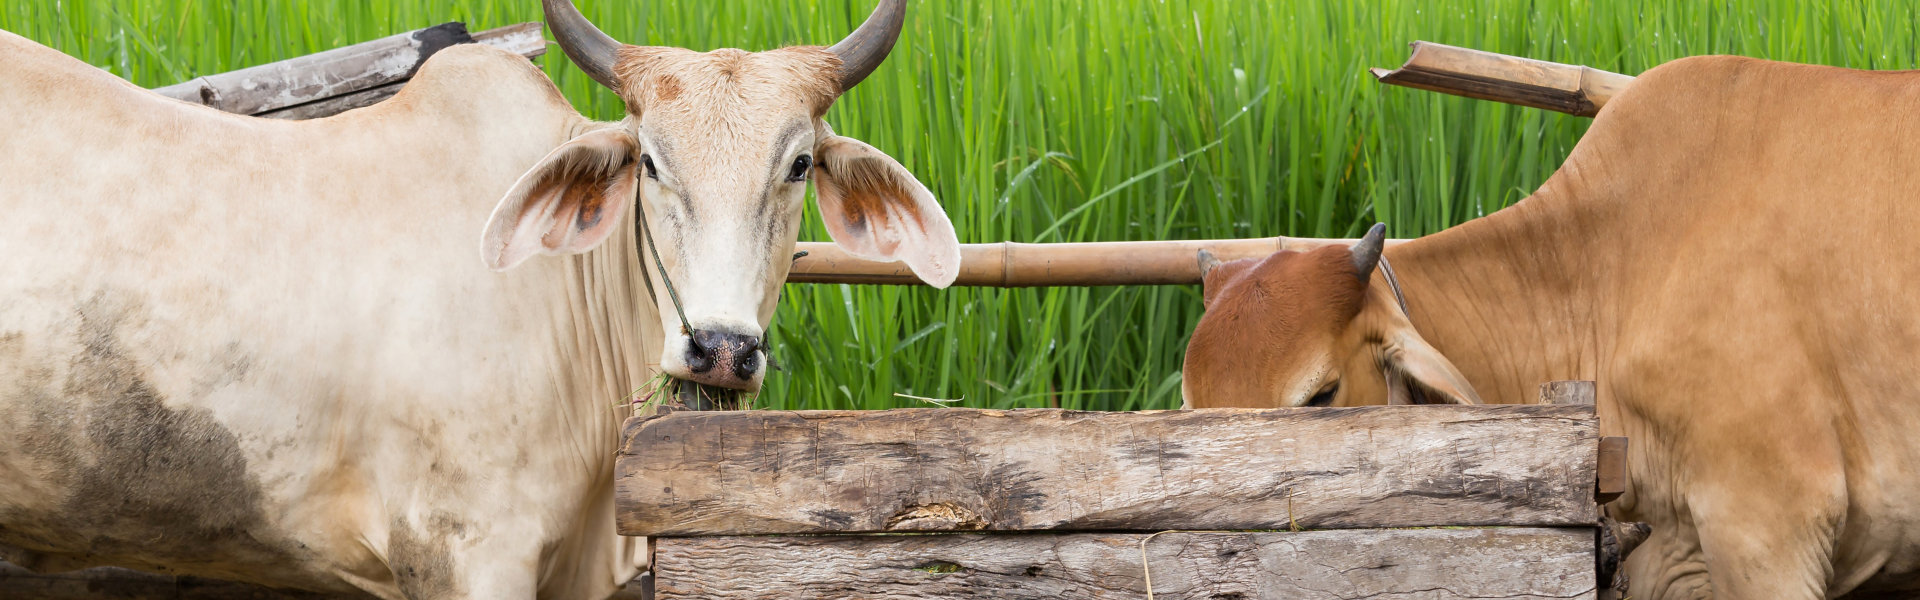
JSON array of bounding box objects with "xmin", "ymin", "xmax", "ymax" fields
[{"xmin": 5, "ymin": 1, "xmax": 1917, "ymax": 411}]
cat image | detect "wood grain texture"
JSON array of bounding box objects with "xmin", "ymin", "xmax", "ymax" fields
[
  {"xmin": 152, "ymin": 22, "xmax": 544, "ymax": 119},
  {"xmin": 653, "ymin": 528, "xmax": 1596, "ymax": 600},
  {"xmin": 1370, "ymin": 41, "xmax": 1634, "ymax": 117},
  {"xmin": 1538, "ymin": 381, "xmax": 1596, "ymax": 406},
  {"xmin": 616, "ymin": 406, "xmax": 1598, "ymax": 536}
]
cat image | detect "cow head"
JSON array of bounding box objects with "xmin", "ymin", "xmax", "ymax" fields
[
  {"xmin": 1181, "ymin": 224, "xmax": 1481, "ymax": 408},
  {"xmin": 481, "ymin": 0, "xmax": 960, "ymax": 395}
]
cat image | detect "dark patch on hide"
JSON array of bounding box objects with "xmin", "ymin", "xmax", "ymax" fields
[
  {"xmin": 389, "ymin": 513, "xmax": 469, "ymax": 599},
  {"xmin": 0, "ymin": 293, "xmax": 294, "ymax": 572},
  {"xmin": 407, "ymin": 23, "xmax": 474, "ymax": 78}
]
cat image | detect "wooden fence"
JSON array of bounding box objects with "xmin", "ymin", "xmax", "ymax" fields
[
  {"xmin": 2, "ymin": 21, "xmax": 1639, "ymax": 599},
  {"xmin": 616, "ymin": 382, "xmax": 1628, "ymax": 599}
]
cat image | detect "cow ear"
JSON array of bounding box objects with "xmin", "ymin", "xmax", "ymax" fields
[
  {"xmin": 481, "ymin": 129, "xmax": 640, "ymax": 271},
  {"xmin": 1384, "ymin": 331, "xmax": 1483, "ymax": 405},
  {"xmin": 812, "ymin": 134, "xmax": 962, "ymax": 288}
]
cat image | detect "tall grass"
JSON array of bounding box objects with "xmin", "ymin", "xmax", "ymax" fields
[{"xmin": 6, "ymin": 1, "xmax": 1917, "ymax": 411}]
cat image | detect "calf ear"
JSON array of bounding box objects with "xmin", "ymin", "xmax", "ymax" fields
[
  {"xmin": 1384, "ymin": 332, "xmax": 1483, "ymax": 405},
  {"xmin": 812, "ymin": 135, "xmax": 961, "ymax": 288},
  {"xmin": 481, "ymin": 129, "xmax": 640, "ymax": 271}
]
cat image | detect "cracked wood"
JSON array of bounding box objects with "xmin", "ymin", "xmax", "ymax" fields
[
  {"xmin": 653, "ymin": 528, "xmax": 1596, "ymax": 599},
  {"xmin": 616, "ymin": 405, "xmax": 1599, "ymax": 536}
]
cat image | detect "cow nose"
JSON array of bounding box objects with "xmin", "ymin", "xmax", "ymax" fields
[{"xmin": 686, "ymin": 330, "xmax": 762, "ymax": 382}]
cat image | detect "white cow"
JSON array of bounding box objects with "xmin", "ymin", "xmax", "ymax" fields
[{"xmin": 0, "ymin": 0, "xmax": 958, "ymax": 598}]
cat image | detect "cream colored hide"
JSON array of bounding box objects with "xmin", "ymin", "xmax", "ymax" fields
[
  {"xmin": 1183, "ymin": 56, "xmax": 1920, "ymax": 599},
  {"xmin": 0, "ymin": 7, "xmax": 953, "ymax": 599}
]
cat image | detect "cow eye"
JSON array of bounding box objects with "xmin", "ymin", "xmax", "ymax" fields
[
  {"xmin": 1305, "ymin": 383, "xmax": 1338, "ymax": 407},
  {"xmin": 641, "ymin": 155, "xmax": 659, "ymax": 180},
  {"xmin": 787, "ymin": 155, "xmax": 812, "ymax": 182}
]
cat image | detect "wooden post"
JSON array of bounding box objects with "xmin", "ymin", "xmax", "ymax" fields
[
  {"xmin": 1371, "ymin": 41, "xmax": 1635, "ymax": 117},
  {"xmin": 1539, "ymin": 380, "xmax": 1596, "ymax": 405}
]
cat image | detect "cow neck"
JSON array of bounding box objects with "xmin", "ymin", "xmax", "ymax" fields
[
  {"xmin": 1381, "ymin": 195, "xmax": 1613, "ymax": 405},
  {"xmin": 557, "ymin": 220, "xmax": 659, "ymax": 464}
]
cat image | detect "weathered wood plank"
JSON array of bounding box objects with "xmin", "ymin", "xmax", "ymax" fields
[
  {"xmin": 1370, "ymin": 41, "xmax": 1634, "ymax": 117},
  {"xmin": 1596, "ymin": 436, "xmax": 1629, "ymax": 504},
  {"xmin": 617, "ymin": 406, "xmax": 1599, "ymax": 536},
  {"xmin": 153, "ymin": 22, "xmax": 544, "ymax": 118},
  {"xmin": 653, "ymin": 528, "xmax": 1596, "ymax": 600}
]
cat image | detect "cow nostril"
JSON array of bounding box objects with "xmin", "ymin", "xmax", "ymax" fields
[
  {"xmin": 684, "ymin": 340, "xmax": 714, "ymax": 373},
  {"xmin": 732, "ymin": 339, "xmax": 762, "ymax": 380}
]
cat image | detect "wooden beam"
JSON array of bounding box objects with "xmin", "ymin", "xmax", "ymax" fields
[
  {"xmin": 153, "ymin": 22, "xmax": 545, "ymax": 118},
  {"xmin": 616, "ymin": 405, "xmax": 1599, "ymax": 536},
  {"xmin": 1371, "ymin": 41, "xmax": 1634, "ymax": 117},
  {"xmin": 652, "ymin": 528, "xmax": 1597, "ymax": 599}
]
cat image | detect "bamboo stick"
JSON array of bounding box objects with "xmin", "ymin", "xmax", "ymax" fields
[
  {"xmin": 1370, "ymin": 41, "xmax": 1635, "ymax": 117},
  {"xmin": 786, "ymin": 238, "xmax": 1389, "ymax": 287}
]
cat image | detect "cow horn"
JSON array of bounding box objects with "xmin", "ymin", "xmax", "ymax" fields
[
  {"xmin": 827, "ymin": 0, "xmax": 907, "ymax": 92},
  {"xmin": 543, "ymin": 0, "xmax": 624, "ymax": 90},
  {"xmin": 1197, "ymin": 249, "xmax": 1223, "ymax": 279},
  {"xmin": 1351, "ymin": 223, "xmax": 1387, "ymax": 280}
]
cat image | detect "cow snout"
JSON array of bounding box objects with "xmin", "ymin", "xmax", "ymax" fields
[{"xmin": 687, "ymin": 329, "xmax": 762, "ymax": 382}]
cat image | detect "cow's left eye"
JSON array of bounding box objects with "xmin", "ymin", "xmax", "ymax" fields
[
  {"xmin": 1305, "ymin": 383, "xmax": 1338, "ymax": 407},
  {"xmin": 787, "ymin": 155, "xmax": 812, "ymax": 182}
]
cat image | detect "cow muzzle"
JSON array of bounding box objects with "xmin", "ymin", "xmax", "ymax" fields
[{"xmin": 661, "ymin": 320, "xmax": 766, "ymax": 394}]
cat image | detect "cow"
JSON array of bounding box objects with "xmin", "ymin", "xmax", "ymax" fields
[
  {"xmin": 1181, "ymin": 55, "xmax": 1920, "ymax": 598},
  {"xmin": 0, "ymin": 0, "xmax": 959, "ymax": 597}
]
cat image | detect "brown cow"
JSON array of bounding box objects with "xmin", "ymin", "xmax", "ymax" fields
[{"xmin": 1183, "ymin": 56, "xmax": 1920, "ymax": 598}]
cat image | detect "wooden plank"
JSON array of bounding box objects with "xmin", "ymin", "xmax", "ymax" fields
[
  {"xmin": 1370, "ymin": 41, "xmax": 1634, "ymax": 117},
  {"xmin": 153, "ymin": 22, "xmax": 544, "ymax": 118},
  {"xmin": 653, "ymin": 528, "xmax": 1597, "ymax": 600},
  {"xmin": 1539, "ymin": 380, "xmax": 1596, "ymax": 405},
  {"xmin": 616, "ymin": 405, "xmax": 1599, "ymax": 536}
]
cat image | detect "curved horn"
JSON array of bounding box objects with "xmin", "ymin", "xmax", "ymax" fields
[
  {"xmin": 1350, "ymin": 223, "xmax": 1387, "ymax": 281},
  {"xmin": 827, "ymin": 0, "xmax": 907, "ymax": 91},
  {"xmin": 543, "ymin": 0, "xmax": 624, "ymax": 90}
]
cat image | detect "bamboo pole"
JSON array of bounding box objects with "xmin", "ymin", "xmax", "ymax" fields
[
  {"xmin": 786, "ymin": 238, "xmax": 1394, "ymax": 287},
  {"xmin": 1370, "ymin": 41, "xmax": 1635, "ymax": 117}
]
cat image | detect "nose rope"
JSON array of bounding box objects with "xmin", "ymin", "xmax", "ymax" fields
[{"xmin": 634, "ymin": 188, "xmax": 695, "ymax": 338}]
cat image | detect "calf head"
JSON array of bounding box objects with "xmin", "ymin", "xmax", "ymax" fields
[
  {"xmin": 481, "ymin": 0, "xmax": 960, "ymax": 393},
  {"xmin": 1181, "ymin": 224, "xmax": 1481, "ymax": 408}
]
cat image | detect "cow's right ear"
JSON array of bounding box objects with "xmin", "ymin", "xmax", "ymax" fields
[
  {"xmin": 1383, "ymin": 331, "xmax": 1483, "ymax": 405},
  {"xmin": 481, "ymin": 129, "xmax": 640, "ymax": 271}
]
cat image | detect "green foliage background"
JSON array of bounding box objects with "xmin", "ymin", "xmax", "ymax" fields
[{"xmin": 6, "ymin": 1, "xmax": 1916, "ymax": 410}]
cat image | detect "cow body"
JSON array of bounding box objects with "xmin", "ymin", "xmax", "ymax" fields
[
  {"xmin": 0, "ymin": 32, "xmax": 652, "ymax": 598},
  {"xmin": 1186, "ymin": 56, "xmax": 1920, "ymax": 597}
]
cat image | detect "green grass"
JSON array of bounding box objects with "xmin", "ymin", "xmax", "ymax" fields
[{"xmin": 7, "ymin": 1, "xmax": 1918, "ymax": 411}]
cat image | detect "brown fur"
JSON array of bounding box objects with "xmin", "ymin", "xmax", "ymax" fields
[{"xmin": 1185, "ymin": 55, "xmax": 1920, "ymax": 598}]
